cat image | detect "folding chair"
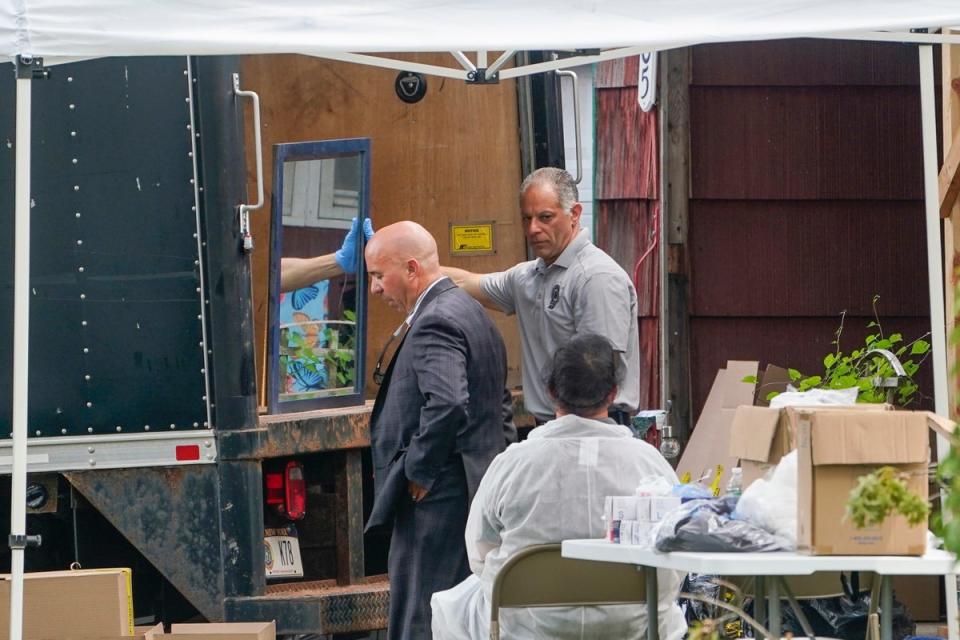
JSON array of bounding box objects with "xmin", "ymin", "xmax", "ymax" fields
[{"xmin": 489, "ymin": 543, "xmax": 651, "ymax": 640}]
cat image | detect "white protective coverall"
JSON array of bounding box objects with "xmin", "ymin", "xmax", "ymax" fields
[{"xmin": 431, "ymin": 414, "xmax": 686, "ymax": 639}]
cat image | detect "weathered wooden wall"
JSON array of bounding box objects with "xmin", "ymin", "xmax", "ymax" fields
[{"xmin": 239, "ymin": 54, "xmax": 526, "ymax": 404}]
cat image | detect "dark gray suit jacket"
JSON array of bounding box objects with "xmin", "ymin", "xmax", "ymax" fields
[{"xmin": 366, "ymin": 277, "xmax": 515, "ymax": 530}]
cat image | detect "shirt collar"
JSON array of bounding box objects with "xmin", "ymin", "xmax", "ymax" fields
[
  {"xmin": 405, "ymin": 276, "xmax": 448, "ymax": 325},
  {"xmin": 535, "ymin": 228, "xmax": 589, "ymax": 273},
  {"xmin": 527, "ymin": 413, "xmax": 632, "ymax": 440}
]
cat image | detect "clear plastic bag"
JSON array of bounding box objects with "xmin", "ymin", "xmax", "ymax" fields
[{"xmin": 654, "ymin": 497, "xmax": 792, "ymax": 552}]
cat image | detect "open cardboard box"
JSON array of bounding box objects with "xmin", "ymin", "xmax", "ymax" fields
[
  {"xmin": 731, "ymin": 404, "xmax": 954, "ymax": 556},
  {"xmin": 166, "ymin": 622, "xmax": 275, "ymax": 640}
]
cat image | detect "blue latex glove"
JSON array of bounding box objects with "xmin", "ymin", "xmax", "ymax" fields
[{"xmin": 334, "ymin": 217, "xmax": 374, "ymax": 272}]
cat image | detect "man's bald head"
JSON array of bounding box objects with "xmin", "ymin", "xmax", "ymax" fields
[
  {"xmin": 366, "ymin": 221, "xmax": 440, "ymax": 272},
  {"xmin": 365, "ymin": 221, "xmax": 443, "ymax": 315}
]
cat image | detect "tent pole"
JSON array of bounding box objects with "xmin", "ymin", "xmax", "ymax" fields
[
  {"xmin": 919, "ymin": 45, "xmax": 950, "ymax": 427},
  {"xmin": 10, "ymin": 62, "xmax": 33, "ymax": 640},
  {"xmin": 919, "ymin": 43, "xmax": 959, "ymax": 640}
]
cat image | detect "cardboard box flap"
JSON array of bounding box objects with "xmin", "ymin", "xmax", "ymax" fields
[
  {"xmin": 810, "ymin": 411, "xmax": 928, "ymax": 465},
  {"xmin": 729, "ymin": 406, "xmax": 781, "ymax": 462},
  {"xmin": 926, "ymin": 412, "xmax": 957, "ymax": 439}
]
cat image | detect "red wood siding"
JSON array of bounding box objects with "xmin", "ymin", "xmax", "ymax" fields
[{"xmin": 595, "ymin": 71, "xmax": 661, "ymax": 409}]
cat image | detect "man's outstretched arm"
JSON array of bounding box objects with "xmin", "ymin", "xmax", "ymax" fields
[{"xmin": 440, "ymin": 266, "xmax": 497, "ymax": 309}]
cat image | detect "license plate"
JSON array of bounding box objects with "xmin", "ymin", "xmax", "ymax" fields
[{"xmin": 264, "ymin": 529, "xmax": 304, "ymax": 579}]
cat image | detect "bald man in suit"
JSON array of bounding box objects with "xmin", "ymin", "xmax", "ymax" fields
[{"xmin": 364, "ymin": 221, "xmax": 515, "ymax": 639}]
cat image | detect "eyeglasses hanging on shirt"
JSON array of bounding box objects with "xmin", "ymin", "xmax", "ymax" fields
[{"xmin": 372, "ymin": 321, "xmax": 410, "ymax": 385}]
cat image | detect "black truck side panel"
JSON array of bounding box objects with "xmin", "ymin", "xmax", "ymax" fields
[{"xmin": 0, "ymin": 57, "xmax": 208, "ymax": 438}]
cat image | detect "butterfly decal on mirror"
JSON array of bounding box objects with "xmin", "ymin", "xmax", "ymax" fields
[
  {"xmin": 291, "ymin": 285, "xmax": 320, "ymax": 311},
  {"xmin": 288, "ymin": 360, "xmax": 326, "ymax": 390}
]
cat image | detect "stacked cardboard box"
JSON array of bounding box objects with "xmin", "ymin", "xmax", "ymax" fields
[{"xmin": 0, "ymin": 568, "xmax": 275, "ymax": 640}]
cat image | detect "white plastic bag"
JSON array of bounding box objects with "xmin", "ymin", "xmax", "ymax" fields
[
  {"xmin": 769, "ymin": 387, "xmax": 858, "ymax": 408},
  {"xmin": 733, "ymin": 451, "xmax": 798, "ymax": 547}
]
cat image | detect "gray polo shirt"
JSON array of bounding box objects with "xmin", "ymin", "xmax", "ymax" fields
[{"xmin": 480, "ymin": 229, "xmax": 640, "ymax": 421}]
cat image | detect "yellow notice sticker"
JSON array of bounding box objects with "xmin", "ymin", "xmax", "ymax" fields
[{"xmin": 450, "ymin": 222, "xmax": 495, "ymax": 255}]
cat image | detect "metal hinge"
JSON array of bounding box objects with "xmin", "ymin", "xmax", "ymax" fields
[{"xmin": 14, "ymin": 56, "xmax": 49, "ymax": 80}]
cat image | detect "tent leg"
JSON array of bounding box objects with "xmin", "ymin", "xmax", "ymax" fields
[
  {"xmin": 920, "ymin": 44, "xmax": 957, "ymax": 638},
  {"xmin": 919, "ymin": 46, "xmax": 950, "ymax": 421},
  {"xmin": 11, "ymin": 59, "xmax": 35, "ymax": 640}
]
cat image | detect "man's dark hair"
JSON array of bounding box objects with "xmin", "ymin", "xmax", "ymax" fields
[{"xmin": 546, "ymin": 334, "xmax": 624, "ymax": 416}]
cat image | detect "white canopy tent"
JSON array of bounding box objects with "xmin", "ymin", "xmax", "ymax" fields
[{"xmin": 4, "ymin": 3, "xmax": 960, "ymax": 639}]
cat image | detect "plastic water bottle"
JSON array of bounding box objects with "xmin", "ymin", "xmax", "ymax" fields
[{"xmin": 726, "ymin": 467, "xmax": 743, "ymax": 497}]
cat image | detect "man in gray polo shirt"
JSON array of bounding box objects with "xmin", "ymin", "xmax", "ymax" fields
[{"xmin": 443, "ymin": 167, "xmax": 640, "ymax": 426}]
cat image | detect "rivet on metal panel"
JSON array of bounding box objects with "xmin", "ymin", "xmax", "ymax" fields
[
  {"xmin": 76, "ymin": 239, "xmax": 82, "ymax": 246},
  {"xmin": 61, "ymin": 429, "xmax": 66, "ymax": 435},
  {"xmin": 84, "ymin": 375, "xmax": 90, "ymax": 380},
  {"xmin": 73, "ymin": 185, "xmax": 79, "ymax": 191},
  {"xmin": 86, "ymin": 427, "xmax": 93, "ymax": 433},
  {"xmin": 75, "ymin": 212, "xmax": 80, "ymax": 218},
  {"xmin": 204, "ymin": 441, "xmax": 210, "ymax": 448},
  {"xmin": 170, "ymin": 424, "xmax": 176, "ymax": 429},
  {"xmin": 68, "ymin": 104, "xmax": 75, "ymax": 110},
  {"xmin": 144, "ymin": 425, "xmax": 150, "ymax": 431},
  {"xmin": 87, "ymin": 447, "xmax": 94, "ymax": 454},
  {"xmin": 34, "ymin": 431, "xmax": 40, "ymax": 436},
  {"xmin": 116, "ymin": 426, "xmax": 121, "ymax": 432},
  {"xmin": 88, "ymin": 459, "xmax": 96, "ymax": 466},
  {"xmin": 70, "ymin": 131, "xmax": 76, "ymax": 137},
  {"xmin": 85, "ymin": 402, "xmax": 91, "ymax": 408},
  {"xmin": 72, "ymin": 158, "xmax": 77, "ymax": 164},
  {"xmin": 67, "ymin": 77, "xmax": 73, "ymax": 82},
  {"xmin": 82, "ymin": 348, "xmax": 89, "ymax": 353},
  {"xmin": 79, "ymin": 293, "xmax": 85, "ymax": 299}
]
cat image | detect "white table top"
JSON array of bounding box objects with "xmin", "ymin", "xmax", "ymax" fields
[{"xmin": 561, "ymin": 539, "xmax": 959, "ymax": 576}]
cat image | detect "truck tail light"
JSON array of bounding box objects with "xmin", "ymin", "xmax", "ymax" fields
[
  {"xmin": 264, "ymin": 461, "xmax": 307, "ymax": 521},
  {"xmin": 284, "ymin": 460, "xmax": 307, "ymax": 521}
]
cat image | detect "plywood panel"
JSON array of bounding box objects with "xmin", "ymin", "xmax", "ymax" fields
[
  {"xmin": 689, "ymin": 316, "xmax": 934, "ymax": 422},
  {"xmin": 688, "ymin": 200, "xmax": 928, "ymax": 316},
  {"xmin": 595, "ymin": 88, "xmax": 658, "ymax": 200},
  {"xmin": 690, "ymin": 86, "xmax": 923, "ymax": 200},
  {"xmin": 692, "ymin": 40, "xmax": 920, "ymax": 87},
  {"xmin": 240, "ymin": 54, "xmax": 526, "ymax": 403}
]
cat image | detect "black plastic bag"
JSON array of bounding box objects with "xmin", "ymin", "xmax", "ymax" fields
[
  {"xmin": 773, "ymin": 573, "xmax": 915, "ymax": 639},
  {"xmin": 655, "ymin": 497, "xmax": 792, "ymax": 553}
]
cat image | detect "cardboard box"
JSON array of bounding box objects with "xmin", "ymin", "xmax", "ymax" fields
[
  {"xmin": 0, "ymin": 568, "xmax": 133, "ymax": 640},
  {"xmin": 795, "ymin": 408, "xmax": 930, "ymax": 555},
  {"xmin": 729, "ymin": 403, "xmax": 892, "ymax": 488},
  {"xmin": 167, "ymin": 622, "xmax": 275, "ymax": 640},
  {"xmin": 678, "ymin": 361, "xmax": 758, "ymax": 493}
]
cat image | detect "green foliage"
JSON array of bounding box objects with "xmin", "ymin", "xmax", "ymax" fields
[
  {"xmin": 846, "ymin": 466, "xmax": 929, "ymax": 529},
  {"xmin": 686, "ymin": 620, "xmax": 720, "ymax": 640},
  {"xmin": 743, "ymin": 296, "xmax": 930, "ymax": 408},
  {"xmin": 933, "ymin": 430, "xmax": 960, "ymax": 554}
]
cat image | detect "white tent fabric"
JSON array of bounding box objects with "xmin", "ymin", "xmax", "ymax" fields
[{"xmin": 2, "ymin": 0, "xmax": 960, "ymax": 62}]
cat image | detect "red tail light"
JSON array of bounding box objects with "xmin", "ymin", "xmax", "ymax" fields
[
  {"xmin": 265, "ymin": 471, "xmax": 285, "ymax": 508},
  {"xmin": 284, "ymin": 460, "xmax": 306, "ymax": 520}
]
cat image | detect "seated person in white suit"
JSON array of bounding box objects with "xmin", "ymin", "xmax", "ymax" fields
[{"xmin": 431, "ymin": 333, "xmax": 686, "ymax": 640}]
